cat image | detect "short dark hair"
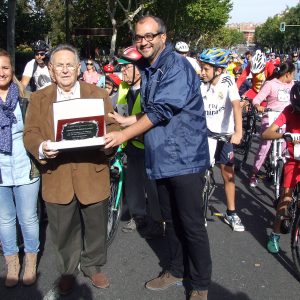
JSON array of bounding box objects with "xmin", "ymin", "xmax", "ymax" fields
[{"xmin": 136, "ymin": 15, "xmax": 167, "ymax": 33}]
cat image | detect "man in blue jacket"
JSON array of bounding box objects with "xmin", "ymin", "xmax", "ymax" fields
[{"xmin": 105, "ymin": 15, "xmax": 211, "ymax": 300}]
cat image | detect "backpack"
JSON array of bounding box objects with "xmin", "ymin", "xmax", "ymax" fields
[{"xmin": 29, "ymin": 61, "xmax": 38, "ymax": 92}]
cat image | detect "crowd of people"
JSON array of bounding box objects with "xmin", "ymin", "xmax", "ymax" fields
[{"xmin": 0, "ymin": 13, "xmax": 300, "ymax": 300}]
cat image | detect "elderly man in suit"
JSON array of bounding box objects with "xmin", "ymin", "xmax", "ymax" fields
[{"xmin": 23, "ymin": 44, "xmax": 119, "ymax": 296}]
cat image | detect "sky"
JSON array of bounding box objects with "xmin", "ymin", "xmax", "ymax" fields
[{"xmin": 229, "ymin": 0, "xmax": 299, "ymax": 23}]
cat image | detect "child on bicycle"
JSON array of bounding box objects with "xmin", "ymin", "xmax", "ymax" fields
[
  {"xmin": 262, "ymin": 82, "xmax": 300, "ymax": 253},
  {"xmin": 250, "ymin": 62, "xmax": 295, "ymax": 187},
  {"xmin": 199, "ymin": 48, "xmax": 245, "ymax": 232}
]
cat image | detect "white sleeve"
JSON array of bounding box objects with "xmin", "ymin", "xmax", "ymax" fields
[{"xmin": 22, "ymin": 59, "xmax": 35, "ymax": 77}]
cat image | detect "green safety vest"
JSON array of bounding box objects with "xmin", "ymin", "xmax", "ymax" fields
[{"xmin": 116, "ymin": 81, "xmax": 144, "ymax": 149}]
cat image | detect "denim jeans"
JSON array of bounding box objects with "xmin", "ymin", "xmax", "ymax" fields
[{"xmin": 0, "ymin": 179, "xmax": 40, "ymax": 256}]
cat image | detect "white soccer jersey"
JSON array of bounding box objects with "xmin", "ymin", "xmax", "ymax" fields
[{"xmin": 201, "ymin": 73, "xmax": 240, "ymax": 134}]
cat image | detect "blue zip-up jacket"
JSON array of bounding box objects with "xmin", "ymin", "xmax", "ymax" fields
[{"xmin": 140, "ymin": 43, "xmax": 210, "ymax": 179}]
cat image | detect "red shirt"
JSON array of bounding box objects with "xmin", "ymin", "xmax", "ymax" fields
[{"xmin": 274, "ymin": 105, "xmax": 300, "ymax": 160}]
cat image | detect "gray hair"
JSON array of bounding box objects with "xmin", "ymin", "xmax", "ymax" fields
[
  {"xmin": 49, "ymin": 44, "xmax": 80, "ymax": 64},
  {"xmin": 136, "ymin": 15, "xmax": 167, "ymax": 34}
]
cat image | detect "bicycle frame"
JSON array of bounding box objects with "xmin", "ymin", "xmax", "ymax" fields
[{"xmin": 110, "ymin": 147, "xmax": 124, "ymax": 209}]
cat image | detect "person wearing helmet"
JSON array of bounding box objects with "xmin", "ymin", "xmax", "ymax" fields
[
  {"xmin": 237, "ymin": 49, "xmax": 275, "ymax": 102},
  {"xmin": 105, "ymin": 73, "xmax": 121, "ymax": 108},
  {"xmin": 262, "ymin": 82, "xmax": 300, "ymax": 253},
  {"xmin": 249, "ymin": 62, "xmax": 295, "ymax": 188},
  {"xmin": 226, "ymin": 53, "xmax": 243, "ymax": 77},
  {"xmin": 111, "ymin": 46, "xmax": 163, "ymax": 237},
  {"xmin": 174, "ymin": 41, "xmax": 201, "ymax": 75},
  {"xmin": 199, "ymin": 47, "xmax": 245, "ymax": 232},
  {"xmin": 21, "ymin": 40, "xmax": 52, "ymax": 91}
]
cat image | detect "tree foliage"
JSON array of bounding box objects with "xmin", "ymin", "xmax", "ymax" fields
[{"xmin": 255, "ymin": 4, "xmax": 300, "ymax": 52}]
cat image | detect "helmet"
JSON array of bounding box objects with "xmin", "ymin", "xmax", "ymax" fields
[
  {"xmin": 290, "ymin": 82, "xmax": 300, "ymax": 112},
  {"xmin": 198, "ymin": 48, "xmax": 230, "ymax": 68},
  {"xmin": 106, "ymin": 74, "xmax": 121, "ymax": 87},
  {"xmin": 118, "ymin": 46, "xmax": 142, "ymax": 64},
  {"xmin": 250, "ymin": 50, "xmax": 266, "ymax": 74},
  {"xmin": 103, "ymin": 64, "xmax": 114, "ymax": 73},
  {"xmin": 175, "ymin": 42, "xmax": 189, "ymax": 53},
  {"xmin": 32, "ymin": 40, "xmax": 49, "ymax": 52}
]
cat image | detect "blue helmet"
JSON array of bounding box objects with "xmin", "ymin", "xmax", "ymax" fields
[{"xmin": 199, "ymin": 48, "xmax": 230, "ymax": 68}]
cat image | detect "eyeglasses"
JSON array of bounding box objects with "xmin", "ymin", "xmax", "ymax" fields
[
  {"xmin": 86, "ymin": 62, "xmax": 93, "ymax": 65},
  {"xmin": 35, "ymin": 52, "xmax": 46, "ymax": 57},
  {"xmin": 134, "ymin": 32, "xmax": 162, "ymax": 43},
  {"xmin": 53, "ymin": 64, "xmax": 77, "ymax": 72},
  {"xmin": 121, "ymin": 64, "xmax": 133, "ymax": 71}
]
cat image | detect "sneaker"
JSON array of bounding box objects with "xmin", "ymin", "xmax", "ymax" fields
[
  {"xmin": 145, "ymin": 271, "xmax": 182, "ymax": 291},
  {"xmin": 250, "ymin": 176, "xmax": 258, "ymax": 188},
  {"xmin": 224, "ymin": 213, "xmax": 245, "ymax": 232},
  {"xmin": 122, "ymin": 219, "xmax": 137, "ymax": 233},
  {"xmin": 267, "ymin": 232, "xmax": 280, "ymax": 253},
  {"xmin": 189, "ymin": 290, "xmax": 208, "ymax": 300}
]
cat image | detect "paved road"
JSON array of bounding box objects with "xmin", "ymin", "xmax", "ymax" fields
[{"xmin": 0, "ymin": 134, "xmax": 299, "ymax": 300}]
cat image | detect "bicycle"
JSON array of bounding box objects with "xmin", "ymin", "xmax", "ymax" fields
[
  {"xmin": 284, "ymin": 133, "xmax": 300, "ymax": 277},
  {"xmin": 291, "ymin": 183, "xmax": 300, "ymax": 279},
  {"xmin": 202, "ymin": 132, "xmax": 231, "ymax": 226},
  {"xmin": 235, "ymin": 98, "xmax": 258, "ymax": 169},
  {"xmin": 263, "ymin": 110, "xmax": 286, "ymax": 206},
  {"xmin": 107, "ymin": 147, "xmax": 125, "ymax": 247}
]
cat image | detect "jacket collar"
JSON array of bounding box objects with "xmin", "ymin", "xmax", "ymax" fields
[{"xmin": 148, "ymin": 43, "xmax": 173, "ymax": 71}]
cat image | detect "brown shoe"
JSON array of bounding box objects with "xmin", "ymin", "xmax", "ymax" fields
[
  {"xmin": 89, "ymin": 272, "xmax": 109, "ymax": 289},
  {"xmin": 189, "ymin": 290, "xmax": 208, "ymax": 300},
  {"xmin": 4, "ymin": 254, "xmax": 20, "ymax": 288},
  {"xmin": 23, "ymin": 253, "xmax": 37, "ymax": 286},
  {"xmin": 145, "ymin": 271, "xmax": 182, "ymax": 291},
  {"xmin": 58, "ymin": 275, "xmax": 76, "ymax": 296}
]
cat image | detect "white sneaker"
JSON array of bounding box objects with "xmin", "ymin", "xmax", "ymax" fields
[{"xmin": 224, "ymin": 213, "xmax": 245, "ymax": 232}]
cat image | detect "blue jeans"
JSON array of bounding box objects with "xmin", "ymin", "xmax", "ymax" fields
[{"xmin": 0, "ymin": 179, "xmax": 40, "ymax": 256}]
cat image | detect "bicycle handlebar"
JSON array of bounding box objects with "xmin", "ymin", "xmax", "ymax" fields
[
  {"xmin": 283, "ymin": 133, "xmax": 300, "ymax": 142},
  {"xmin": 208, "ymin": 132, "xmax": 231, "ymax": 143}
]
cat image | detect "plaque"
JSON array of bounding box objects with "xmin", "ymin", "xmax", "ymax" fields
[{"xmin": 48, "ymin": 98, "xmax": 106, "ymax": 150}]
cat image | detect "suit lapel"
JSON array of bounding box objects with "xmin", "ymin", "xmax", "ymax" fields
[{"xmin": 43, "ymin": 85, "xmax": 57, "ymax": 141}]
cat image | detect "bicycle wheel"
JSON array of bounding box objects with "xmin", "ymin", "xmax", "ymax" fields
[
  {"xmin": 242, "ymin": 115, "xmax": 255, "ymax": 164},
  {"xmin": 107, "ymin": 175, "xmax": 123, "ymax": 247},
  {"xmin": 291, "ymin": 208, "xmax": 300, "ymax": 279}
]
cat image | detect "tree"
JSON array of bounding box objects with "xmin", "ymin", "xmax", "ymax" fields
[
  {"xmin": 7, "ymin": 0, "xmax": 16, "ymax": 65},
  {"xmin": 255, "ymin": 4, "xmax": 300, "ymax": 53}
]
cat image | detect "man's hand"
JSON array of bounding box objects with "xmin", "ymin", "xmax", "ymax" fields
[
  {"xmin": 230, "ymin": 132, "xmax": 242, "ymax": 145},
  {"xmin": 108, "ymin": 111, "xmax": 139, "ymax": 127},
  {"xmin": 42, "ymin": 140, "xmax": 59, "ymax": 159},
  {"xmin": 104, "ymin": 131, "xmax": 127, "ymax": 149}
]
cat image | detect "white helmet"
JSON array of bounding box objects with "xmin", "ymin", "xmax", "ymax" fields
[
  {"xmin": 175, "ymin": 41, "xmax": 189, "ymax": 53},
  {"xmin": 251, "ymin": 50, "xmax": 266, "ymax": 74}
]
